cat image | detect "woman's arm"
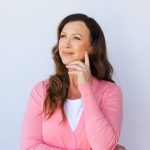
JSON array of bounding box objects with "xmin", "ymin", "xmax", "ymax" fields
[
  {"xmin": 21, "ymin": 82, "xmax": 64, "ymax": 150},
  {"xmin": 78, "ymin": 82, "xmax": 123, "ymax": 150}
]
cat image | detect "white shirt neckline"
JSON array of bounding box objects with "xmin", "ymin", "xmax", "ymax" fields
[{"xmin": 64, "ymin": 98, "xmax": 83, "ymax": 131}]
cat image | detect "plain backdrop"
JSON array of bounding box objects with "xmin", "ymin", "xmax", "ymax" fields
[{"xmin": 0, "ymin": 0, "xmax": 150, "ymax": 150}]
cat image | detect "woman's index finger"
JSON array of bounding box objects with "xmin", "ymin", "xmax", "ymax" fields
[{"xmin": 85, "ymin": 51, "xmax": 90, "ymax": 67}]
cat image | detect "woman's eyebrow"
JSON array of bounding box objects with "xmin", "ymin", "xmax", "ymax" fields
[
  {"xmin": 61, "ymin": 31, "xmax": 82, "ymax": 37},
  {"xmin": 72, "ymin": 33, "xmax": 82, "ymax": 37}
]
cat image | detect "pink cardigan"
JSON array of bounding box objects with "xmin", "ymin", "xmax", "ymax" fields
[{"xmin": 21, "ymin": 77, "xmax": 123, "ymax": 150}]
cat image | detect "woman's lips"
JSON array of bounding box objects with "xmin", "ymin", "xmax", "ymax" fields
[{"xmin": 63, "ymin": 51, "xmax": 74, "ymax": 56}]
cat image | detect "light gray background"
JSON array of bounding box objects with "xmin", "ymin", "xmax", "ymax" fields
[{"xmin": 0, "ymin": 0, "xmax": 150, "ymax": 150}]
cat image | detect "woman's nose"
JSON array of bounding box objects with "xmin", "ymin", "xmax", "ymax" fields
[{"xmin": 65, "ymin": 38, "xmax": 72, "ymax": 48}]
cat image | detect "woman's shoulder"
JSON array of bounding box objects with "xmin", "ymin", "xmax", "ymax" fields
[
  {"xmin": 93, "ymin": 77, "xmax": 121, "ymax": 92},
  {"xmin": 39, "ymin": 78, "xmax": 50, "ymax": 88},
  {"xmin": 93, "ymin": 78, "xmax": 122, "ymax": 102},
  {"xmin": 31, "ymin": 78, "xmax": 50, "ymax": 96}
]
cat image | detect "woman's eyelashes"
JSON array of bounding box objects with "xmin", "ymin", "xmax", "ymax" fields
[
  {"xmin": 60, "ymin": 34, "xmax": 66, "ymax": 38},
  {"xmin": 60, "ymin": 34, "xmax": 81, "ymax": 40},
  {"xmin": 73, "ymin": 36, "xmax": 81, "ymax": 40}
]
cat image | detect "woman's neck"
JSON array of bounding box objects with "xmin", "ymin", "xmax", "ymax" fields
[
  {"xmin": 68, "ymin": 74, "xmax": 81, "ymax": 100},
  {"xmin": 69, "ymin": 74, "xmax": 78, "ymax": 87}
]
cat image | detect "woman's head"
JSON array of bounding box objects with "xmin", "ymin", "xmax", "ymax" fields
[
  {"xmin": 53, "ymin": 13, "xmax": 113, "ymax": 80},
  {"xmin": 44, "ymin": 13, "xmax": 114, "ymax": 121}
]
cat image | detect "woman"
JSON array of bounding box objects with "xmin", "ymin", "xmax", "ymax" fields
[{"xmin": 21, "ymin": 13, "xmax": 125, "ymax": 150}]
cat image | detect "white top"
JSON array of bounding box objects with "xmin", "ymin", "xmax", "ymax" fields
[{"xmin": 64, "ymin": 98, "xmax": 83, "ymax": 131}]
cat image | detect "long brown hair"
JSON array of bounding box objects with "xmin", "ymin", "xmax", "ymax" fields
[{"xmin": 43, "ymin": 13, "xmax": 114, "ymax": 122}]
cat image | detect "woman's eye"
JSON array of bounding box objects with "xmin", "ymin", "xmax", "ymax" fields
[
  {"xmin": 73, "ymin": 37, "xmax": 81, "ymax": 40},
  {"xmin": 60, "ymin": 35, "xmax": 66, "ymax": 38}
]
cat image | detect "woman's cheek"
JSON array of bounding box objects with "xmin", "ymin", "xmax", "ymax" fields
[{"xmin": 76, "ymin": 50, "xmax": 85, "ymax": 60}]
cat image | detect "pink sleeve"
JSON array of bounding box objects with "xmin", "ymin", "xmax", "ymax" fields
[
  {"xmin": 21, "ymin": 82, "xmax": 64, "ymax": 150},
  {"xmin": 78, "ymin": 82, "xmax": 123, "ymax": 150}
]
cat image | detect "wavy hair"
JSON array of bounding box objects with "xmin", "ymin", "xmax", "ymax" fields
[{"xmin": 43, "ymin": 13, "xmax": 114, "ymax": 122}]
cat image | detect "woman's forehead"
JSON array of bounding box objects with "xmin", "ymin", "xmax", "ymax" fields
[{"xmin": 61, "ymin": 21, "xmax": 90, "ymax": 35}]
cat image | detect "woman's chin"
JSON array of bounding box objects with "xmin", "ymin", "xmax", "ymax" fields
[
  {"xmin": 62, "ymin": 59, "xmax": 74, "ymax": 65},
  {"xmin": 62, "ymin": 58, "xmax": 84, "ymax": 65}
]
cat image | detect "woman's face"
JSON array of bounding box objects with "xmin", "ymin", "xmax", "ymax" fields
[{"xmin": 58, "ymin": 21, "xmax": 92, "ymax": 65}]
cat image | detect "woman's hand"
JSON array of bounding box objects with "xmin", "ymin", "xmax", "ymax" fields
[
  {"xmin": 66, "ymin": 51, "xmax": 92, "ymax": 85},
  {"xmin": 114, "ymin": 144, "xmax": 126, "ymax": 150}
]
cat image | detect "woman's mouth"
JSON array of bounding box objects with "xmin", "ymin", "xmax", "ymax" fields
[{"xmin": 63, "ymin": 51, "xmax": 74, "ymax": 56}]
